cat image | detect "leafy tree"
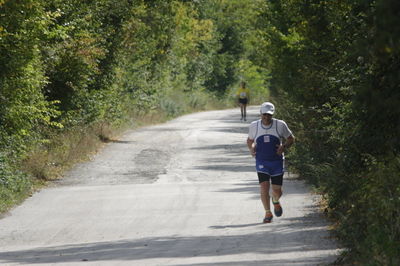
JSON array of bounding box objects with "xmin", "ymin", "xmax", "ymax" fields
[
  {"xmin": 0, "ymin": 0, "xmax": 60, "ymax": 158},
  {"xmin": 254, "ymin": 0, "xmax": 400, "ymax": 263}
]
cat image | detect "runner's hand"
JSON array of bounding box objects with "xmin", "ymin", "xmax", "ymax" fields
[
  {"xmin": 276, "ymin": 144, "xmax": 284, "ymax": 155},
  {"xmin": 250, "ymin": 145, "xmax": 256, "ymax": 157}
]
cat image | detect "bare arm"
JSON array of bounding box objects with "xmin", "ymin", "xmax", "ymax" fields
[
  {"xmin": 247, "ymin": 138, "xmax": 256, "ymax": 157},
  {"xmin": 277, "ymin": 135, "xmax": 295, "ymax": 155}
]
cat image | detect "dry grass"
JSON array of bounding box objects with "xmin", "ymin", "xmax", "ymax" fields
[
  {"xmin": 22, "ymin": 110, "xmax": 176, "ymax": 182},
  {"xmin": 23, "ymin": 126, "xmax": 108, "ymax": 181},
  {"xmin": 4, "ymin": 95, "xmax": 225, "ymax": 215}
]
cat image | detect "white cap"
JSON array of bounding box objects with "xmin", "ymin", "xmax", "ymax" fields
[{"xmin": 260, "ymin": 102, "xmax": 275, "ymax": 115}]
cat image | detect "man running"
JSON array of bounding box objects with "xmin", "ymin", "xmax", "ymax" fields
[{"xmin": 247, "ymin": 102, "xmax": 295, "ymax": 223}]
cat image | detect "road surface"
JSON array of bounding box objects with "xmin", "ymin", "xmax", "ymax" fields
[{"xmin": 0, "ymin": 107, "xmax": 341, "ymax": 265}]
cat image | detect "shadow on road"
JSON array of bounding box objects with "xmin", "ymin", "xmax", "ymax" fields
[
  {"xmin": 189, "ymin": 143, "xmax": 253, "ymax": 174},
  {"xmin": 0, "ymin": 175, "xmax": 338, "ymax": 265},
  {"xmin": 214, "ymin": 179, "xmax": 314, "ymax": 198},
  {"xmin": 194, "ymin": 164, "xmax": 255, "ymax": 173},
  {"xmin": 0, "ymin": 226, "xmax": 338, "ymax": 265}
]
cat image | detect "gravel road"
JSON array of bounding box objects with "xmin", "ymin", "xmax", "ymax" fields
[{"xmin": 0, "ymin": 107, "xmax": 341, "ymax": 265}]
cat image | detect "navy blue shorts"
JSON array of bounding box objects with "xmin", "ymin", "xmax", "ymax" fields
[{"xmin": 255, "ymin": 159, "xmax": 284, "ymax": 176}]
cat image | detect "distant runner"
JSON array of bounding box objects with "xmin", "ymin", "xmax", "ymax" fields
[
  {"xmin": 236, "ymin": 81, "xmax": 250, "ymax": 121},
  {"xmin": 247, "ymin": 102, "xmax": 295, "ymax": 223}
]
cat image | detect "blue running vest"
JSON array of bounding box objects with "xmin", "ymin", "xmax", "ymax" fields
[{"xmin": 254, "ymin": 119, "xmax": 284, "ymax": 176}]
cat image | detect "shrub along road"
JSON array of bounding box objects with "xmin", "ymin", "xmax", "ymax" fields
[{"xmin": 0, "ymin": 107, "xmax": 341, "ymax": 265}]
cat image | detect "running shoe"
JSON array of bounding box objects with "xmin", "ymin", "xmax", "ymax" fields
[
  {"xmin": 263, "ymin": 212, "xmax": 273, "ymax": 223},
  {"xmin": 273, "ymin": 201, "xmax": 283, "ymax": 217}
]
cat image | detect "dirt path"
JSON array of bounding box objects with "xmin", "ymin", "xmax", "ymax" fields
[{"xmin": 0, "ymin": 107, "xmax": 341, "ymax": 265}]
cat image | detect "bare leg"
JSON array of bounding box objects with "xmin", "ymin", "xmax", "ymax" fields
[
  {"xmin": 243, "ymin": 104, "xmax": 247, "ymax": 120},
  {"xmin": 260, "ymin": 181, "xmax": 271, "ymax": 215},
  {"xmin": 239, "ymin": 103, "xmax": 244, "ymax": 119},
  {"xmin": 271, "ymin": 184, "xmax": 283, "ymax": 217},
  {"xmin": 271, "ymin": 184, "xmax": 282, "ymax": 202}
]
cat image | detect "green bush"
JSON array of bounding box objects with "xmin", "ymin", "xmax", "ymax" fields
[
  {"xmin": 252, "ymin": 0, "xmax": 400, "ymax": 263},
  {"xmin": 0, "ymin": 153, "xmax": 32, "ymax": 213},
  {"xmin": 336, "ymin": 156, "xmax": 400, "ymax": 265}
]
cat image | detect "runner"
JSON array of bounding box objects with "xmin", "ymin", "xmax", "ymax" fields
[
  {"xmin": 236, "ymin": 81, "xmax": 250, "ymax": 121},
  {"xmin": 247, "ymin": 102, "xmax": 295, "ymax": 223}
]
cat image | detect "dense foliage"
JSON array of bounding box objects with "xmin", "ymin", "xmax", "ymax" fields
[
  {"xmin": 1, "ymin": 0, "xmax": 398, "ymax": 264},
  {"xmin": 0, "ymin": 1, "xmax": 267, "ymax": 210},
  {"xmin": 253, "ymin": 0, "xmax": 400, "ymax": 264}
]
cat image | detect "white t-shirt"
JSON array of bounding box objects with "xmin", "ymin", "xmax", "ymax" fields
[{"xmin": 248, "ymin": 118, "xmax": 293, "ymax": 142}]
